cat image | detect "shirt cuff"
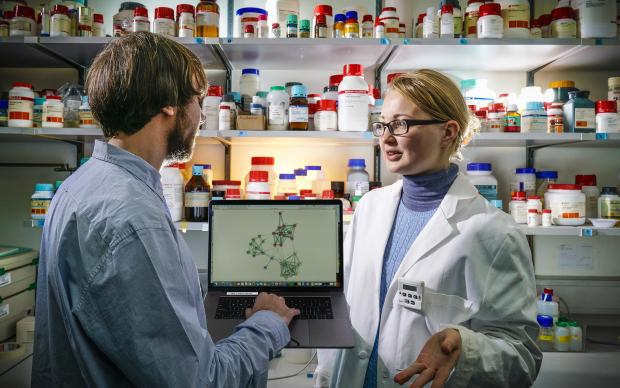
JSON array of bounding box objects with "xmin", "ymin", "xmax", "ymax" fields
[
  {"xmin": 236, "ymin": 310, "xmax": 291, "ymax": 350},
  {"xmin": 442, "ymin": 324, "xmax": 476, "ymax": 388}
]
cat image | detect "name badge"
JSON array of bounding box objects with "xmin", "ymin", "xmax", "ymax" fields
[{"xmin": 397, "ymin": 278, "xmax": 424, "ymax": 312}]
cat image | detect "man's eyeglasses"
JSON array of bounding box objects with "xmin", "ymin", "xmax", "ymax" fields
[{"xmin": 371, "ymin": 119, "xmax": 447, "ymax": 137}]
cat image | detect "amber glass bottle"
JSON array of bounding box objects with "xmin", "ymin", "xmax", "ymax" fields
[
  {"xmin": 288, "ymin": 84, "xmax": 309, "ymax": 130},
  {"xmin": 184, "ymin": 165, "xmax": 211, "ymax": 221},
  {"xmin": 196, "ymin": 1, "xmax": 219, "ymax": 37}
]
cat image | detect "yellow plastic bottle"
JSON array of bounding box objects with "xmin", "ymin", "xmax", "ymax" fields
[{"xmin": 196, "ymin": 0, "xmax": 219, "ymax": 37}]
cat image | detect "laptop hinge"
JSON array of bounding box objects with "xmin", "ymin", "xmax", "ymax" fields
[{"xmin": 226, "ymin": 291, "xmax": 259, "ymax": 296}]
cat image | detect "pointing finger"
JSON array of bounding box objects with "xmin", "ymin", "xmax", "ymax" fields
[{"xmin": 394, "ymin": 363, "xmax": 425, "ymax": 385}]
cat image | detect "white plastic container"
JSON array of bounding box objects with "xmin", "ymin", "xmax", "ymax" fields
[
  {"xmin": 542, "ymin": 209, "xmax": 552, "ymax": 227},
  {"xmin": 42, "ymin": 96, "xmax": 64, "ymax": 128},
  {"xmin": 575, "ymin": 175, "xmax": 600, "ymax": 220},
  {"xmin": 346, "ymin": 159, "xmax": 370, "ymax": 197},
  {"xmin": 466, "ymin": 163, "xmax": 498, "ymax": 201},
  {"xmin": 595, "ymin": 100, "xmax": 619, "ymax": 133},
  {"xmin": 161, "ymin": 163, "xmax": 184, "ymax": 222},
  {"xmin": 509, "ymin": 192, "xmax": 528, "ymax": 224},
  {"xmin": 236, "ymin": 7, "xmax": 268, "ymax": 38},
  {"xmin": 50, "ymin": 5, "xmax": 70, "ymax": 37},
  {"xmin": 465, "ymin": 79, "xmax": 496, "ymax": 110},
  {"xmin": 294, "ymin": 169, "xmax": 312, "ymax": 192},
  {"xmin": 10, "ymin": 5, "xmax": 36, "ymax": 36},
  {"xmin": 477, "ymin": 3, "xmax": 503, "ymax": 38},
  {"xmin": 246, "ymin": 157, "xmax": 277, "ymax": 197},
  {"xmin": 277, "ymin": 173, "xmax": 298, "ymax": 196},
  {"xmin": 246, "ymin": 171, "xmax": 271, "ymax": 200},
  {"xmin": 545, "ymin": 184, "xmax": 586, "ymax": 226},
  {"xmin": 177, "ymin": 4, "xmax": 195, "ymax": 38},
  {"xmin": 31, "ymin": 183, "xmax": 54, "ymax": 220},
  {"xmin": 267, "ymin": 86, "xmax": 289, "ymax": 131},
  {"xmin": 8, "ymin": 82, "xmax": 34, "ymax": 128},
  {"xmin": 132, "ymin": 7, "xmax": 150, "ymax": 33},
  {"xmin": 465, "ymin": 0, "xmax": 484, "ymax": 37},
  {"xmin": 609, "ymin": 77, "xmax": 620, "ymax": 112},
  {"xmin": 527, "ymin": 196, "xmax": 543, "ymax": 213},
  {"xmin": 93, "ymin": 13, "xmax": 104, "ymax": 37},
  {"xmin": 569, "ymin": 322, "xmax": 583, "ymax": 351},
  {"xmin": 527, "ymin": 209, "xmax": 540, "ymax": 227},
  {"xmin": 240, "ymin": 68, "xmax": 260, "ymax": 112},
  {"xmin": 384, "ymin": 0, "xmax": 413, "ymax": 37},
  {"xmin": 554, "ymin": 322, "xmax": 571, "ymax": 352},
  {"xmin": 153, "ymin": 7, "xmax": 175, "ymax": 37},
  {"xmin": 202, "ymin": 85, "xmax": 223, "ymax": 131},
  {"xmin": 423, "ymin": 7, "xmax": 437, "ymax": 38},
  {"xmin": 218, "ymin": 106, "xmax": 231, "ymax": 131},
  {"xmin": 521, "ymin": 102, "xmax": 547, "ymax": 133},
  {"xmin": 497, "ymin": 0, "xmax": 530, "ymax": 38},
  {"xmin": 547, "ymin": 103, "xmax": 564, "ymax": 133},
  {"xmin": 338, "ymin": 64, "xmax": 369, "ymax": 132},
  {"xmin": 579, "ymin": 0, "xmax": 617, "ymax": 38},
  {"xmin": 440, "ymin": 5, "xmax": 454, "ymax": 38},
  {"xmin": 315, "ymin": 99, "xmax": 338, "ymax": 131},
  {"xmin": 551, "ymin": 7, "xmax": 576, "ymax": 38}
]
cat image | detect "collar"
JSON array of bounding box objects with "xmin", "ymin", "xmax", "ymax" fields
[
  {"xmin": 401, "ymin": 163, "xmax": 459, "ymax": 211},
  {"xmin": 92, "ymin": 140, "xmax": 164, "ymax": 201}
]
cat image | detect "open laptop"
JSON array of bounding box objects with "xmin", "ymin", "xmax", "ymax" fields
[{"xmin": 205, "ymin": 200, "xmax": 354, "ymax": 348}]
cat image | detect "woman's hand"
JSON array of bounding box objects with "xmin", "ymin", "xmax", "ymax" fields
[{"xmin": 394, "ymin": 328, "xmax": 461, "ymax": 388}]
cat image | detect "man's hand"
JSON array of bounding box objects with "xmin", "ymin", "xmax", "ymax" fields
[
  {"xmin": 394, "ymin": 328, "xmax": 461, "ymax": 388},
  {"xmin": 245, "ymin": 292, "xmax": 301, "ymax": 325}
]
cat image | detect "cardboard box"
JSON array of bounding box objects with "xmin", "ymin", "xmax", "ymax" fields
[{"xmin": 236, "ymin": 115, "xmax": 265, "ymax": 131}]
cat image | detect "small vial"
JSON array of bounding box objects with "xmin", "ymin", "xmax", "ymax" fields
[
  {"xmin": 334, "ymin": 13, "xmax": 345, "ymax": 38},
  {"xmin": 219, "ymin": 106, "xmax": 231, "ymax": 131},
  {"xmin": 542, "ymin": 209, "xmax": 552, "ymax": 227},
  {"xmin": 527, "ymin": 209, "xmax": 540, "ymax": 227},
  {"xmin": 344, "ymin": 11, "xmax": 359, "ymax": 38},
  {"xmin": 314, "ymin": 14, "xmax": 328, "ymax": 38},
  {"xmin": 299, "ymin": 19, "xmax": 310, "ymax": 38},
  {"xmin": 244, "ymin": 24, "xmax": 255, "ymax": 38},
  {"xmin": 286, "ymin": 14, "xmax": 298, "ymax": 38},
  {"xmin": 440, "ymin": 5, "xmax": 454, "ymax": 38},
  {"xmin": 375, "ymin": 21, "xmax": 385, "ymax": 38},
  {"xmin": 271, "ymin": 22, "xmax": 281, "ymax": 38},
  {"xmin": 361, "ymin": 14, "xmax": 373, "ymax": 38}
]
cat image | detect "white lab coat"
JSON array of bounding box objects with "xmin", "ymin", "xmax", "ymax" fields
[{"xmin": 316, "ymin": 173, "xmax": 542, "ymax": 388}]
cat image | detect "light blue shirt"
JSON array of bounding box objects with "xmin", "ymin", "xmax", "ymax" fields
[{"xmin": 33, "ymin": 140, "xmax": 290, "ymax": 388}]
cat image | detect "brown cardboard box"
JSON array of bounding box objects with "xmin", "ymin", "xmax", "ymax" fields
[{"xmin": 236, "ymin": 115, "xmax": 265, "ymax": 131}]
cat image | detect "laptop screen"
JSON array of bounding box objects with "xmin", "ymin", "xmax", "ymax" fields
[{"xmin": 209, "ymin": 201, "xmax": 342, "ymax": 289}]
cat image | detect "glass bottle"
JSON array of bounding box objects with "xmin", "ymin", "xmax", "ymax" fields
[
  {"xmin": 299, "ymin": 19, "xmax": 310, "ymax": 38},
  {"xmin": 286, "ymin": 14, "xmax": 298, "ymax": 38},
  {"xmin": 289, "ymin": 84, "xmax": 309, "ymax": 131},
  {"xmin": 314, "ymin": 14, "xmax": 328, "ymax": 38},
  {"xmin": 184, "ymin": 165, "xmax": 210, "ymax": 221},
  {"xmin": 334, "ymin": 13, "xmax": 345, "ymax": 38},
  {"xmin": 196, "ymin": 0, "xmax": 219, "ymax": 37},
  {"xmin": 344, "ymin": 11, "xmax": 359, "ymax": 38}
]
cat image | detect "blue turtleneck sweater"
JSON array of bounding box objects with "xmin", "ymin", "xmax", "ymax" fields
[{"xmin": 364, "ymin": 163, "xmax": 459, "ymax": 388}]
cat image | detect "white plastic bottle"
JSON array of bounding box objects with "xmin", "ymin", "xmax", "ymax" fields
[
  {"xmin": 440, "ymin": 5, "xmax": 454, "ymax": 38},
  {"xmin": 466, "ymin": 163, "xmax": 498, "ymax": 201},
  {"xmin": 8, "ymin": 82, "xmax": 35, "ymax": 128},
  {"xmin": 267, "ymin": 86, "xmax": 289, "ymax": 131},
  {"xmin": 554, "ymin": 322, "xmax": 571, "ymax": 352},
  {"xmin": 346, "ymin": 159, "xmax": 370, "ymax": 197},
  {"xmin": 218, "ymin": 106, "xmax": 231, "ymax": 131},
  {"xmin": 423, "ymin": 6, "xmax": 437, "ymax": 38},
  {"xmin": 132, "ymin": 7, "xmax": 150, "ymax": 32},
  {"xmin": 240, "ymin": 68, "xmax": 260, "ymax": 112},
  {"xmin": 161, "ymin": 163, "xmax": 184, "ymax": 222},
  {"xmin": 93, "ymin": 13, "xmax": 105, "ymax": 37},
  {"xmin": 246, "ymin": 171, "xmax": 271, "ymax": 200},
  {"xmin": 478, "ymin": 3, "xmax": 503, "ymax": 38},
  {"xmin": 177, "ymin": 4, "xmax": 196, "ymax": 38},
  {"xmin": 153, "ymin": 7, "xmax": 176, "ymax": 37},
  {"xmin": 465, "ymin": 79, "xmax": 496, "ymax": 111},
  {"xmin": 50, "ymin": 4, "xmax": 70, "ymax": 37},
  {"xmin": 568, "ymin": 321, "xmax": 583, "ymax": 351},
  {"xmin": 465, "ymin": 0, "xmax": 485, "ymax": 38},
  {"xmin": 338, "ymin": 64, "xmax": 369, "ymax": 132},
  {"xmin": 521, "ymin": 102, "xmax": 547, "ymax": 133},
  {"xmin": 42, "ymin": 96, "xmax": 64, "ymax": 128},
  {"xmin": 579, "ymin": 0, "xmax": 617, "ymax": 38},
  {"xmin": 497, "ymin": 0, "xmax": 530, "ymax": 38},
  {"xmin": 202, "ymin": 85, "xmax": 223, "ymax": 131},
  {"xmin": 10, "ymin": 5, "xmax": 36, "ymax": 36}
]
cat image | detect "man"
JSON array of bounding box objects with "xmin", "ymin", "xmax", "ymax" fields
[{"xmin": 32, "ymin": 32, "xmax": 299, "ymax": 387}]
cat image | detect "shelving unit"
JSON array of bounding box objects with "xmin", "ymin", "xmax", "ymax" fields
[{"xmin": 520, "ymin": 225, "xmax": 620, "ymax": 237}]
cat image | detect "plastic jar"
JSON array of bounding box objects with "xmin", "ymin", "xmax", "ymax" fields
[
  {"xmin": 439, "ymin": 5, "xmax": 454, "ymax": 38},
  {"xmin": 93, "ymin": 13, "xmax": 104, "ymax": 36},
  {"xmin": 503, "ymin": 104, "xmax": 521, "ymax": 132},
  {"xmin": 486, "ymin": 109, "xmax": 502, "ymax": 132},
  {"xmin": 536, "ymin": 171, "xmax": 558, "ymax": 198},
  {"xmin": 10, "ymin": 5, "xmax": 35, "ymax": 36},
  {"xmin": 527, "ymin": 195, "xmax": 543, "ymax": 213},
  {"xmin": 161, "ymin": 163, "xmax": 184, "ymax": 222},
  {"xmin": 575, "ymin": 175, "xmax": 600, "ymax": 220},
  {"xmin": 153, "ymin": 7, "xmax": 175, "ymax": 37},
  {"xmin": 306, "ymin": 165, "xmax": 323, "ymax": 183},
  {"xmin": 547, "ymin": 102, "xmax": 564, "ymax": 133},
  {"xmin": 497, "ymin": 0, "xmax": 530, "ymax": 38},
  {"xmin": 527, "ymin": 209, "xmax": 540, "ymax": 227},
  {"xmin": 512, "ymin": 167, "xmax": 537, "ymax": 195},
  {"xmin": 240, "ymin": 68, "xmax": 260, "ymax": 112},
  {"xmin": 246, "ymin": 171, "xmax": 271, "ymax": 200},
  {"xmin": 42, "ymin": 96, "xmax": 64, "ymax": 128},
  {"xmin": 595, "ymin": 100, "xmax": 619, "ymax": 133},
  {"xmin": 267, "ymin": 86, "xmax": 289, "ymax": 130},
  {"xmin": 554, "ymin": 322, "xmax": 570, "ymax": 352},
  {"xmin": 289, "ymin": 84, "xmax": 308, "ymax": 130},
  {"xmin": 542, "ymin": 209, "xmax": 552, "ymax": 227},
  {"xmin": 235, "ymin": 7, "xmax": 267, "ymax": 38},
  {"xmin": 31, "ymin": 183, "xmax": 54, "ymax": 220},
  {"xmin": 568, "ymin": 321, "xmax": 583, "ymax": 352},
  {"xmin": 536, "ymin": 315, "xmax": 555, "ymax": 352},
  {"xmin": 579, "ymin": 0, "xmax": 617, "ymax": 38},
  {"xmin": 202, "ymin": 85, "xmax": 223, "ymax": 131},
  {"xmin": 564, "ymin": 91, "xmax": 596, "ymax": 133},
  {"xmin": 294, "ymin": 169, "xmax": 312, "ymax": 191},
  {"xmin": 522, "ymin": 102, "xmax": 547, "ymax": 133},
  {"xmin": 360, "ymin": 14, "xmax": 373, "ymax": 38},
  {"xmin": 50, "ymin": 5, "xmax": 69, "ymax": 37},
  {"xmin": 346, "ymin": 159, "xmax": 370, "ymax": 197},
  {"xmin": 246, "ymin": 157, "xmax": 276, "ymax": 196},
  {"xmin": 465, "ymin": 0, "xmax": 484, "ymax": 38},
  {"xmin": 509, "ymin": 191, "xmax": 527, "ymax": 224},
  {"xmin": 132, "ymin": 7, "xmax": 149, "ymax": 32},
  {"xmin": 530, "ymin": 18, "xmax": 542, "ymax": 38},
  {"xmin": 598, "ymin": 187, "xmax": 620, "ymax": 219},
  {"xmin": 545, "ymin": 184, "xmax": 586, "ymax": 226},
  {"xmin": 213, "ymin": 180, "xmax": 241, "ymax": 194},
  {"xmin": 8, "ymin": 82, "xmax": 34, "ymax": 128},
  {"xmin": 466, "ymin": 163, "xmax": 498, "ymax": 201},
  {"xmin": 177, "ymin": 4, "xmax": 195, "ymax": 38},
  {"xmin": 609, "ymin": 77, "xmax": 620, "ymax": 112},
  {"xmin": 278, "ymin": 174, "xmax": 298, "ymax": 196},
  {"xmin": 196, "ymin": 0, "xmax": 219, "ymax": 38},
  {"xmin": 313, "ymin": 5, "xmax": 334, "ymax": 38},
  {"xmin": 218, "ymin": 105, "xmax": 231, "ymax": 131},
  {"xmin": 339, "ymin": 64, "xmax": 369, "ymax": 132},
  {"xmin": 32, "ymin": 97, "xmax": 44, "ymax": 128},
  {"xmin": 551, "ymin": 7, "xmax": 576, "ymax": 38},
  {"xmin": 477, "ymin": 3, "xmax": 503, "ymax": 39}
]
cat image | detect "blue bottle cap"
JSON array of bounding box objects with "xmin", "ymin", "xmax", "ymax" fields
[
  {"xmin": 192, "ymin": 165, "xmax": 204, "ymax": 175},
  {"xmin": 601, "ymin": 186, "xmax": 618, "ymax": 195},
  {"xmin": 536, "ymin": 171, "xmax": 558, "ymax": 179},
  {"xmin": 34, "ymin": 97, "xmax": 46, "ymax": 105},
  {"xmin": 348, "ymin": 159, "xmax": 366, "ymax": 168},
  {"xmin": 0, "ymin": 100, "xmax": 8, "ymax": 109},
  {"xmin": 81, "ymin": 95, "xmax": 89, "ymax": 104},
  {"xmin": 526, "ymin": 101, "xmax": 544, "ymax": 111},
  {"xmin": 467, "ymin": 162, "xmax": 492, "ymax": 171},
  {"xmin": 242, "ymin": 68, "xmax": 260, "ymax": 76},
  {"xmin": 345, "ymin": 11, "xmax": 358, "ymax": 20},
  {"xmin": 236, "ymin": 7, "xmax": 267, "ymax": 16},
  {"xmin": 294, "ymin": 168, "xmax": 307, "ymax": 176},
  {"xmin": 516, "ymin": 167, "xmax": 536, "ymax": 174},
  {"xmin": 536, "ymin": 315, "xmax": 554, "ymax": 328},
  {"xmin": 279, "ymin": 173, "xmax": 296, "ymax": 180},
  {"xmin": 287, "ymin": 195, "xmax": 301, "ymax": 200},
  {"xmin": 230, "ymin": 92, "xmax": 242, "ymax": 104},
  {"xmin": 35, "ymin": 183, "xmax": 55, "ymax": 192},
  {"xmin": 305, "ymin": 165, "xmax": 322, "ymax": 171},
  {"xmin": 195, "ymin": 163, "xmax": 211, "ymax": 170},
  {"xmin": 335, "ymin": 14, "xmax": 346, "ymax": 23},
  {"xmin": 291, "ymin": 85, "xmax": 308, "ymax": 98}
]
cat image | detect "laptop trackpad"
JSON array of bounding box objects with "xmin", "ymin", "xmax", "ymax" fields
[{"xmin": 288, "ymin": 320, "xmax": 310, "ymax": 347}]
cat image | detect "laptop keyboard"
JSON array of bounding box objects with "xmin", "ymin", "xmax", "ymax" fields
[{"xmin": 214, "ymin": 296, "xmax": 334, "ymax": 320}]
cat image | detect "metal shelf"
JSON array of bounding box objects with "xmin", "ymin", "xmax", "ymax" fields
[
  {"xmin": 521, "ymin": 225, "xmax": 620, "ymax": 237},
  {"xmin": 0, "ymin": 126, "xmax": 103, "ymax": 139},
  {"xmin": 540, "ymin": 38, "xmax": 620, "ymax": 72},
  {"xmin": 0, "ymin": 36, "xmax": 68, "ymax": 68},
  {"xmin": 467, "ymin": 132, "xmax": 586, "ymax": 147},
  {"xmin": 218, "ymin": 130, "xmax": 378, "ymax": 145}
]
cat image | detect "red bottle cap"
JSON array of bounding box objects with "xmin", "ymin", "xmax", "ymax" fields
[
  {"xmin": 548, "ymin": 184, "xmax": 582, "ymax": 190},
  {"xmin": 166, "ymin": 162, "xmax": 180, "ymax": 168},
  {"xmin": 491, "ymin": 103, "xmax": 506, "ymax": 112},
  {"xmin": 387, "ymin": 72, "xmax": 405, "ymax": 85},
  {"xmin": 551, "ymin": 7, "xmax": 573, "ymax": 22},
  {"xmin": 219, "ymin": 105, "xmax": 230, "ymax": 110},
  {"xmin": 528, "ymin": 209, "xmax": 538, "ymax": 213},
  {"xmin": 93, "ymin": 13, "xmax": 104, "ymax": 24},
  {"xmin": 595, "ymin": 100, "xmax": 617, "ymax": 114},
  {"xmin": 511, "ymin": 191, "xmax": 527, "ymax": 200},
  {"xmin": 259, "ymin": 13, "xmax": 267, "ymax": 21},
  {"xmin": 318, "ymin": 99, "xmax": 337, "ymax": 111},
  {"xmin": 155, "ymin": 7, "xmax": 174, "ymax": 20},
  {"xmin": 527, "ymin": 196, "xmax": 541, "ymax": 200},
  {"xmin": 251, "ymin": 157, "xmax": 275, "ymax": 165},
  {"xmin": 300, "ymin": 189, "xmax": 313, "ymax": 196},
  {"xmin": 329, "ymin": 74, "xmax": 343, "ymax": 86},
  {"xmin": 575, "ymin": 174, "xmax": 597, "ymax": 186},
  {"xmin": 134, "ymin": 7, "xmax": 148, "ymax": 18},
  {"xmin": 12, "ymin": 82, "xmax": 33, "ymax": 89},
  {"xmin": 322, "ymin": 190, "xmax": 335, "ymax": 199},
  {"xmin": 46, "ymin": 95, "xmax": 62, "ymax": 100},
  {"xmin": 441, "ymin": 5, "xmax": 454, "ymax": 14},
  {"xmin": 272, "ymin": 22, "xmax": 280, "ymax": 28},
  {"xmin": 539, "ymin": 14, "xmax": 551, "ymax": 26},
  {"xmin": 314, "ymin": 5, "xmax": 333, "ymax": 16},
  {"xmin": 531, "ymin": 18, "xmax": 541, "ymax": 28},
  {"xmin": 343, "ymin": 64, "xmax": 363, "ymax": 77},
  {"xmin": 316, "ymin": 14, "xmax": 327, "ymax": 24},
  {"xmin": 475, "ymin": 110, "xmax": 487, "ymax": 118},
  {"xmin": 382, "ymin": 7, "xmax": 397, "ymax": 13},
  {"xmin": 177, "ymin": 4, "xmax": 195, "ymax": 17},
  {"xmin": 479, "ymin": 3, "xmax": 501, "ymax": 17},
  {"xmin": 213, "ymin": 180, "xmax": 241, "ymax": 186},
  {"xmin": 207, "ymin": 85, "xmax": 223, "ymax": 97},
  {"xmin": 249, "ymin": 170, "xmax": 269, "ymax": 182},
  {"xmin": 14, "ymin": 4, "xmax": 35, "ymax": 19},
  {"xmin": 467, "ymin": 104, "xmax": 477, "ymax": 112},
  {"xmin": 417, "ymin": 13, "xmax": 426, "ymax": 24},
  {"xmin": 542, "ymin": 209, "xmax": 552, "ymax": 214},
  {"xmin": 375, "ymin": 20, "xmax": 385, "ymax": 27},
  {"xmin": 244, "ymin": 24, "xmax": 255, "ymax": 33},
  {"xmin": 362, "ymin": 14, "xmax": 373, "ymax": 23},
  {"xmin": 225, "ymin": 188, "xmax": 241, "ymax": 197}
]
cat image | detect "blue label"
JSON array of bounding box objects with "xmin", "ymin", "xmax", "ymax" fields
[
  {"xmin": 596, "ymin": 133, "xmax": 608, "ymax": 140},
  {"xmin": 459, "ymin": 38, "xmax": 468, "ymax": 45},
  {"xmin": 238, "ymin": 131, "xmax": 248, "ymax": 136},
  {"xmin": 380, "ymin": 38, "xmax": 390, "ymax": 45},
  {"xmin": 475, "ymin": 185, "xmax": 497, "ymax": 201}
]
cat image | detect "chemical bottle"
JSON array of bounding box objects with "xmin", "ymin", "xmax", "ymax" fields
[
  {"xmin": 536, "ymin": 315, "xmax": 555, "ymax": 352},
  {"xmin": 338, "ymin": 64, "xmax": 369, "ymax": 132},
  {"xmin": 568, "ymin": 321, "xmax": 583, "ymax": 351},
  {"xmin": 246, "ymin": 171, "xmax": 271, "ymax": 200},
  {"xmin": 153, "ymin": 7, "xmax": 176, "ymax": 37},
  {"xmin": 361, "ymin": 14, "xmax": 373, "ymax": 37},
  {"xmin": 503, "ymin": 104, "xmax": 521, "ymax": 132},
  {"xmin": 202, "ymin": 85, "xmax": 223, "ymax": 131},
  {"xmin": 267, "ymin": 86, "xmax": 289, "ymax": 130},
  {"xmin": 464, "ymin": 79, "xmax": 496, "ymax": 111},
  {"xmin": 184, "ymin": 165, "xmax": 210, "ymax": 222},
  {"xmin": 346, "ymin": 158, "xmax": 370, "ymax": 198},
  {"xmin": 497, "ymin": 0, "xmax": 530, "ymax": 38},
  {"xmin": 334, "ymin": 13, "xmax": 345, "ymax": 38},
  {"xmin": 258, "ymin": 14, "xmax": 269, "ymax": 38},
  {"xmin": 537, "ymin": 288, "xmax": 559, "ymax": 323},
  {"xmin": 42, "ymin": 96, "xmax": 64, "ymax": 128},
  {"xmin": 299, "ymin": 19, "xmax": 310, "ymax": 38},
  {"xmin": 78, "ymin": 96, "xmax": 96, "ymax": 128},
  {"xmin": 161, "ymin": 163, "xmax": 184, "ymax": 222},
  {"xmin": 314, "ymin": 14, "xmax": 328, "ymax": 38},
  {"xmin": 440, "ymin": 5, "xmax": 454, "ymax": 38},
  {"xmin": 176, "ymin": 4, "xmax": 196, "ymax": 38},
  {"xmin": 286, "ymin": 14, "xmax": 297, "ymax": 38},
  {"xmin": 478, "ymin": 2, "xmax": 504, "ymax": 38},
  {"xmin": 289, "ymin": 84, "xmax": 309, "ymax": 130},
  {"xmin": 31, "ymin": 183, "xmax": 54, "ymax": 220},
  {"xmin": 575, "ymin": 174, "xmax": 599, "ymax": 220},
  {"xmin": 344, "ymin": 11, "xmax": 359, "ymax": 38},
  {"xmin": 466, "ymin": 163, "xmax": 498, "ymax": 201},
  {"xmin": 218, "ymin": 106, "xmax": 232, "ymax": 131},
  {"xmin": 465, "ymin": 0, "xmax": 485, "ymax": 38},
  {"xmin": 196, "ymin": 0, "xmax": 219, "ymax": 38},
  {"xmin": 438, "ymin": 0, "xmax": 462, "ymax": 37},
  {"xmin": 579, "ymin": 0, "xmax": 616, "ymax": 38},
  {"xmin": 598, "ymin": 186, "xmax": 620, "ymax": 219},
  {"xmin": 521, "ymin": 102, "xmax": 547, "ymax": 133},
  {"xmin": 554, "ymin": 322, "xmax": 570, "ymax": 351},
  {"xmin": 564, "ymin": 90, "xmax": 595, "ymax": 133},
  {"xmin": 375, "ymin": 20, "xmax": 386, "ymax": 38},
  {"xmin": 132, "ymin": 7, "xmax": 149, "ymax": 32},
  {"xmin": 423, "ymin": 7, "xmax": 437, "ymax": 38}
]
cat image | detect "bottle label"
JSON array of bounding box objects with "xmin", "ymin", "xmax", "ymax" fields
[
  {"xmin": 552, "ymin": 20, "xmax": 576, "ymax": 38},
  {"xmin": 596, "ymin": 114, "xmax": 620, "ymax": 133},
  {"xmin": 548, "ymin": 113, "xmax": 564, "ymax": 133},
  {"xmin": 315, "ymin": 112, "xmax": 338, "ymax": 131},
  {"xmin": 522, "ymin": 114, "xmax": 547, "ymax": 132},
  {"xmin": 197, "ymin": 11, "xmax": 218, "ymax": 27},
  {"xmin": 268, "ymin": 104, "xmax": 286, "ymax": 125},
  {"xmin": 466, "ymin": 13, "xmax": 479, "ymax": 37},
  {"xmin": 316, "ymin": 25, "xmax": 328, "ymax": 38},
  {"xmin": 454, "ymin": 15, "xmax": 463, "ymax": 36},
  {"xmin": 51, "ymin": 16, "xmax": 70, "ymax": 35},
  {"xmin": 133, "ymin": 19, "xmax": 150, "ymax": 32},
  {"xmin": 289, "ymin": 105, "xmax": 308, "ymax": 123},
  {"xmin": 503, "ymin": 115, "xmax": 521, "ymax": 131},
  {"xmin": 31, "ymin": 198, "xmax": 51, "ymax": 217},
  {"xmin": 184, "ymin": 192, "xmax": 209, "ymax": 207},
  {"xmin": 474, "ymin": 184, "xmax": 498, "ymax": 201},
  {"xmin": 600, "ymin": 199, "xmax": 620, "ymax": 218},
  {"xmin": 12, "ymin": 20, "xmax": 33, "ymax": 33},
  {"xmin": 43, "ymin": 105, "xmax": 64, "ymax": 124},
  {"xmin": 501, "ymin": 5, "xmax": 529, "ymax": 30},
  {"xmin": 0, "ymin": 303, "xmax": 8, "ymax": 319},
  {"xmin": 154, "ymin": 20, "xmax": 175, "ymax": 36},
  {"xmin": 79, "ymin": 110, "xmax": 95, "ymax": 126},
  {"xmin": 8, "ymin": 98, "xmax": 33, "ymax": 121},
  {"xmin": 163, "ymin": 183, "xmax": 184, "ymax": 209},
  {"xmin": 574, "ymin": 108, "xmax": 595, "ymax": 130}
]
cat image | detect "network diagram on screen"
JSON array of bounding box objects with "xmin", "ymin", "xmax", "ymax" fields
[{"xmin": 246, "ymin": 212, "xmax": 302, "ymax": 279}]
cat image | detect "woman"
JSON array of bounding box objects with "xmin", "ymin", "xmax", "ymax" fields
[{"xmin": 315, "ymin": 70, "xmax": 542, "ymax": 388}]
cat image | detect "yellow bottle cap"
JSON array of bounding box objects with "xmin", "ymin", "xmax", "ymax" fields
[{"xmin": 549, "ymin": 80, "xmax": 575, "ymax": 88}]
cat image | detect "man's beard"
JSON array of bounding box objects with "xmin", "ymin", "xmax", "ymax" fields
[{"xmin": 165, "ymin": 107, "xmax": 197, "ymax": 163}]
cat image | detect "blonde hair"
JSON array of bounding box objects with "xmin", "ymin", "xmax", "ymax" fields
[{"xmin": 391, "ymin": 69, "xmax": 475, "ymax": 160}]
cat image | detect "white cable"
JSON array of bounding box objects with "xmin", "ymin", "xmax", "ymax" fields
[{"xmin": 267, "ymin": 351, "xmax": 317, "ymax": 381}]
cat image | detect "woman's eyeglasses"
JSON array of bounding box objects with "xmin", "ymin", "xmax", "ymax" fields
[{"xmin": 371, "ymin": 119, "xmax": 447, "ymax": 137}]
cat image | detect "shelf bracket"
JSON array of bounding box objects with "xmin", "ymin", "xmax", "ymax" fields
[
  {"xmin": 29, "ymin": 41, "xmax": 88, "ymax": 84},
  {"xmin": 373, "ymin": 144, "xmax": 381, "ymax": 183},
  {"xmin": 0, "ymin": 162, "xmax": 75, "ymax": 172},
  {"xmin": 212, "ymin": 44, "xmax": 233, "ymax": 94}
]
